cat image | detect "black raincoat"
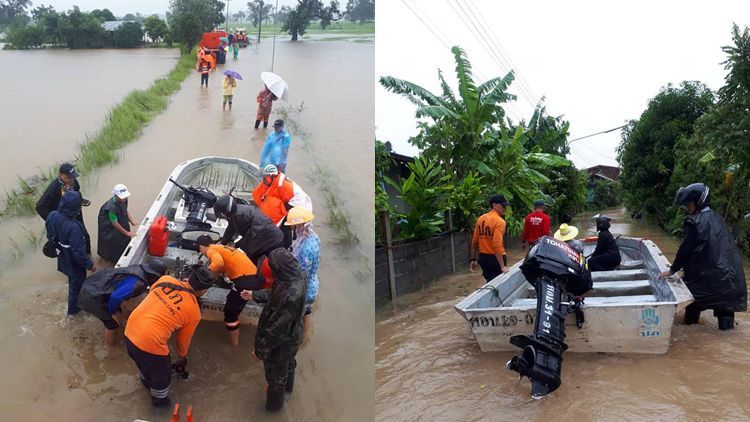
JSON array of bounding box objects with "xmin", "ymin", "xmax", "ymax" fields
[
  {"xmin": 45, "ymin": 192, "xmax": 93, "ymax": 275},
  {"xmin": 37, "ymin": 177, "xmax": 91, "ymax": 253},
  {"xmin": 220, "ymin": 203, "xmax": 283, "ymax": 261},
  {"xmin": 78, "ymin": 265, "xmax": 152, "ymax": 321},
  {"xmin": 253, "ymin": 248, "xmax": 307, "ymax": 361},
  {"xmin": 675, "ymin": 209, "xmax": 747, "ymax": 312},
  {"xmin": 588, "ymin": 229, "xmax": 621, "ymax": 271},
  {"xmin": 97, "ymin": 196, "xmax": 131, "ymax": 262}
]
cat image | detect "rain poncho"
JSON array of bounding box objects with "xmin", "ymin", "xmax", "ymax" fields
[
  {"xmin": 97, "ymin": 196, "xmax": 131, "ymax": 263},
  {"xmin": 253, "ymin": 248, "xmax": 307, "ymax": 361},
  {"xmin": 259, "ymin": 129, "xmax": 291, "ymax": 172},
  {"xmin": 291, "ymin": 226, "xmax": 320, "ymax": 303},
  {"xmin": 219, "ymin": 203, "xmax": 284, "ymax": 262},
  {"xmin": 46, "ymin": 191, "xmax": 93, "ymax": 275},
  {"xmin": 672, "ymin": 208, "xmax": 747, "ymax": 312},
  {"xmin": 256, "ymin": 88, "xmax": 277, "ymax": 121}
]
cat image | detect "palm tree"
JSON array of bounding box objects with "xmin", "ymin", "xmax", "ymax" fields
[{"xmin": 379, "ymin": 46, "xmax": 517, "ymax": 183}]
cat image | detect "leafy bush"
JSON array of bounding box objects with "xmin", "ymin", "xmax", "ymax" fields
[{"xmin": 113, "ymin": 22, "xmax": 143, "ymax": 48}]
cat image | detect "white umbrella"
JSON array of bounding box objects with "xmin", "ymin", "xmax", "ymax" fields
[{"xmin": 261, "ymin": 71, "xmax": 289, "ymax": 101}]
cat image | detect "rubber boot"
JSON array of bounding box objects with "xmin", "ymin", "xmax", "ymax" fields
[
  {"xmin": 285, "ymin": 369, "xmax": 295, "ymax": 393},
  {"xmin": 684, "ymin": 305, "xmax": 701, "ymax": 325},
  {"xmin": 715, "ymin": 310, "xmax": 735, "ymax": 330},
  {"xmin": 263, "ymin": 121, "xmax": 268, "ymax": 128},
  {"xmin": 265, "ymin": 385, "xmax": 285, "ymax": 411},
  {"xmin": 151, "ymin": 396, "xmax": 171, "ymax": 408},
  {"xmin": 255, "ymin": 119, "xmax": 261, "ymax": 129}
]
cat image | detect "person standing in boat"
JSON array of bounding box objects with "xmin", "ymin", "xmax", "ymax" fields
[
  {"xmin": 253, "ymin": 164, "xmax": 313, "ymax": 247},
  {"xmin": 213, "ymin": 194, "xmax": 284, "ymax": 264},
  {"xmin": 521, "ymin": 200, "xmax": 551, "ymax": 250},
  {"xmin": 659, "ymin": 183, "xmax": 747, "ymax": 330},
  {"xmin": 259, "ymin": 119, "xmax": 292, "ymax": 173},
  {"xmin": 124, "ymin": 265, "xmax": 215, "ymax": 408},
  {"xmin": 255, "ymin": 85, "xmax": 278, "ymax": 129},
  {"xmin": 588, "ymin": 214, "xmax": 621, "ymax": 271},
  {"xmin": 77, "ymin": 258, "xmax": 167, "ymax": 346},
  {"xmin": 97, "ymin": 184, "xmax": 137, "ymax": 264},
  {"xmin": 195, "ymin": 235, "xmax": 264, "ymax": 347},
  {"xmin": 248, "ymin": 248, "xmax": 307, "ymax": 411},
  {"xmin": 470, "ymin": 195, "xmax": 511, "ymax": 281},
  {"xmin": 45, "ymin": 191, "xmax": 96, "ymax": 315},
  {"xmin": 36, "ymin": 163, "xmax": 91, "ymax": 253}
]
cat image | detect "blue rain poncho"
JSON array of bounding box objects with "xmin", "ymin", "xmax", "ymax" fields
[{"xmin": 259, "ymin": 129, "xmax": 292, "ymax": 172}]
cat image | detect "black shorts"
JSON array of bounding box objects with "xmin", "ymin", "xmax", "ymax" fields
[
  {"xmin": 478, "ymin": 253, "xmax": 507, "ymax": 282},
  {"xmin": 224, "ymin": 274, "xmax": 264, "ymax": 323},
  {"xmin": 125, "ymin": 337, "xmax": 171, "ymax": 400}
]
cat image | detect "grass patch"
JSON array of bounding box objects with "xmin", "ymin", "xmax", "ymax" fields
[
  {"xmin": 9, "ymin": 237, "xmax": 23, "ymax": 263},
  {"xmin": 0, "ymin": 50, "xmax": 195, "ymax": 218},
  {"xmin": 20, "ymin": 225, "xmax": 44, "ymax": 248}
]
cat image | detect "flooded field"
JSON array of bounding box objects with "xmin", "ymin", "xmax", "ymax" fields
[
  {"xmin": 376, "ymin": 208, "xmax": 750, "ymax": 421},
  {"xmin": 0, "ymin": 48, "xmax": 179, "ymax": 192},
  {"xmin": 0, "ymin": 39, "xmax": 373, "ymax": 421}
]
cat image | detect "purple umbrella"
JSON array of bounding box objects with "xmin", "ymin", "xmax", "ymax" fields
[{"xmin": 222, "ymin": 70, "xmax": 243, "ymax": 80}]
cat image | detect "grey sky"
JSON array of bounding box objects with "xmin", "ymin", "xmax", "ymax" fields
[
  {"xmin": 375, "ymin": 0, "xmax": 750, "ymax": 168},
  {"xmin": 42, "ymin": 0, "xmax": 299, "ymax": 17}
]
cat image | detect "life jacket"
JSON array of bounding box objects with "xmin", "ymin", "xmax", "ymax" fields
[{"xmin": 253, "ymin": 174, "xmax": 295, "ymax": 225}]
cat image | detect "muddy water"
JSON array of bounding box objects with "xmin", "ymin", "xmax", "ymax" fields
[
  {"xmin": 0, "ymin": 48, "xmax": 179, "ymax": 192},
  {"xmin": 0, "ymin": 39, "xmax": 373, "ymax": 421},
  {"xmin": 376, "ymin": 208, "xmax": 750, "ymax": 421}
]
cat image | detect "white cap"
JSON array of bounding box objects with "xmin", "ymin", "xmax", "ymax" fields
[{"xmin": 113, "ymin": 184, "xmax": 131, "ymax": 199}]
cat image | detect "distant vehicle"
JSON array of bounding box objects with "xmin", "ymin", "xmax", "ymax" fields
[
  {"xmin": 235, "ymin": 28, "xmax": 250, "ymax": 47},
  {"xmin": 198, "ymin": 30, "xmax": 228, "ymax": 51}
]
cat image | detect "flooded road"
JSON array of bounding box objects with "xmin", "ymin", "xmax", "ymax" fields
[
  {"xmin": 376, "ymin": 208, "xmax": 750, "ymax": 421},
  {"xmin": 0, "ymin": 48, "xmax": 179, "ymax": 192},
  {"xmin": 0, "ymin": 39, "xmax": 373, "ymax": 421}
]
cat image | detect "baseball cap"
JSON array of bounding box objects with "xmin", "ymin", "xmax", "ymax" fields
[
  {"xmin": 489, "ymin": 194, "xmax": 511, "ymax": 207},
  {"xmin": 534, "ymin": 200, "xmax": 545, "ymax": 207},
  {"xmin": 59, "ymin": 163, "xmax": 79, "ymax": 178},
  {"xmin": 113, "ymin": 184, "xmax": 131, "ymax": 199},
  {"xmin": 273, "ymin": 119, "xmax": 284, "ymax": 128}
]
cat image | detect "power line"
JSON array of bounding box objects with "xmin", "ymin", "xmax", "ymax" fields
[
  {"xmin": 467, "ymin": 0, "xmax": 541, "ymax": 107},
  {"xmin": 568, "ymin": 125, "xmax": 626, "ymax": 143}
]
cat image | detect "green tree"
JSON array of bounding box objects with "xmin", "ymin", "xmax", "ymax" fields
[
  {"xmin": 31, "ymin": 5, "xmax": 63, "ymax": 46},
  {"xmin": 170, "ymin": 0, "xmax": 225, "ymax": 34},
  {"xmin": 91, "ymin": 8, "xmax": 116, "ymax": 22},
  {"xmin": 282, "ymin": 0, "xmax": 342, "ymax": 40},
  {"xmin": 170, "ymin": 11, "xmax": 202, "ymax": 52},
  {"xmin": 616, "ymin": 81, "xmax": 714, "ymax": 227},
  {"xmin": 113, "ymin": 21, "xmax": 143, "ymax": 48},
  {"xmin": 4, "ymin": 18, "xmax": 43, "ymax": 48},
  {"xmin": 0, "ymin": 0, "xmax": 31, "ymax": 28},
  {"xmin": 232, "ymin": 10, "xmax": 246, "ymax": 23},
  {"xmin": 345, "ymin": 0, "xmax": 373, "ymax": 23},
  {"xmin": 385, "ymin": 156, "xmax": 451, "ymax": 240},
  {"xmin": 144, "ymin": 14, "xmax": 168, "ymax": 44},
  {"xmin": 273, "ymin": 5, "xmax": 291, "ymax": 24},
  {"xmin": 61, "ymin": 7, "xmax": 105, "ymax": 49},
  {"xmin": 247, "ymin": 0, "xmax": 272, "ymax": 26},
  {"xmin": 380, "ymin": 46, "xmax": 517, "ymax": 185}
]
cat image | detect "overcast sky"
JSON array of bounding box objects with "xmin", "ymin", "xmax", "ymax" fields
[
  {"xmin": 375, "ymin": 0, "xmax": 750, "ymax": 168},
  {"xmin": 42, "ymin": 0, "xmax": 299, "ymax": 17}
]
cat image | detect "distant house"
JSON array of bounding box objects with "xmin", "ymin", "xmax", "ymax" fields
[
  {"xmin": 586, "ymin": 165, "xmax": 621, "ymax": 202},
  {"xmin": 101, "ymin": 20, "xmax": 143, "ymax": 47}
]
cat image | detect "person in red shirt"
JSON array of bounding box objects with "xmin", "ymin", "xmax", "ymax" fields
[{"xmin": 521, "ymin": 200, "xmax": 551, "ymax": 250}]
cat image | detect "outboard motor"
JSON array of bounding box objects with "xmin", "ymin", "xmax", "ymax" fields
[
  {"xmin": 169, "ymin": 178, "xmax": 219, "ymax": 249},
  {"xmin": 506, "ymin": 235, "xmax": 592, "ymax": 399}
]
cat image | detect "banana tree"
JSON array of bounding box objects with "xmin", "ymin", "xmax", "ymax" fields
[
  {"xmin": 478, "ymin": 127, "xmax": 572, "ymax": 235},
  {"xmin": 379, "ymin": 45, "xmax": 517, "ymax": 184}
]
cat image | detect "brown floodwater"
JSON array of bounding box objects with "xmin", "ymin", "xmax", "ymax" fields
[
  {"xmin": 376, "ymin": 208, "xmax": 750, "ymax": 421},
  {"xmin": 0, "ymin": 39, "xmax": 373, "ymax": 421},
  {"xmin": 0, "ymin": 48, "xmax": 179, "ymax": 192}
]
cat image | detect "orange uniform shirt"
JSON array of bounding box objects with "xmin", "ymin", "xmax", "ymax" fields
[
  {"xmin": 124, "ymin": 276, "xmax": 201, "ymax": 357},
  {"xmin": 205, "ymin": 244, "xmax": 257, "ymax": 280},
  {"xmin": 253, "ymin": 177, "xmax": 294, "ymax": 225},
  {"xmin": 472, "ymin": 211, "xmax": 507, "ymax": 256}
]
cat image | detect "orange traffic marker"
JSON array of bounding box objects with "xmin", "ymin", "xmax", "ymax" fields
[
  {"xmin": 171, "ymin": 403, "xmax": 180, "ymax": 422},
  {"xmin": 186, "ymin": 406, "xmax": 194, "ymax": 422}
]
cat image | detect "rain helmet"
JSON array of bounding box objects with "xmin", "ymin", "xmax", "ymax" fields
[
  {"xmin": 213, "ymin": 195, "xmax": 237, "ymax": 219},
  {"xmin": 593, "ymin": 214, "xmax": 612, "ymax": 232},
  {"xmin": 674, "ymin": 183, "xmax": 710, "ymax": 210},
  {"xmin": 263, "ymin": 164, "xmax": 279, "ymax": 176},
  {"xmin": 284, "ymin": 207, "xmax": 315, "ymax": 226}
]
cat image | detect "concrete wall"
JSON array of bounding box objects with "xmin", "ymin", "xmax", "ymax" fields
[{"xmin": 375, "ymin": 231, "xmax": 470, "ymax": 305}]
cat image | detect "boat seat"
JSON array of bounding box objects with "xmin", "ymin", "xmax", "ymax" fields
[
  {"xmin": 525, "ymin": 279, "xmax": 652, "ymax": 298},
  {"xmin": 512, "ymin": 294, "xmax": 658, "ymax": 308},
  {"xmin": 163, "ymin": 246, "xmax": 202, "ymax": 264},
  {"xmin": 592, "ymin": 269, "xmax": 650, "ymax": 282}
]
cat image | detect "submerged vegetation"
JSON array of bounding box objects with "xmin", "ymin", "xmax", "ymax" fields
[{"xmin": 0, "ymin": 50, "xmax": 195, "ymax": 218}]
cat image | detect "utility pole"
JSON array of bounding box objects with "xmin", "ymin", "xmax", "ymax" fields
[
  {"xmin": 271, "ymin": 0, "xmax": 279, "ymax": 71},
  {"xmin": 225, "ymin": 0, "xmax": 230, "ymax": 29},
  {"xmin": 257, "ymin": 0, "xmax": 263, "ymax": 43}
]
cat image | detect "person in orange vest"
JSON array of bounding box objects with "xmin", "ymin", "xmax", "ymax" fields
[
  {"xmin": 196, "ymin": 234, "xmax": 264, "ymax": 347},
  {"xmin": 197, "ymin": 58, "xmax": 211, "ymax": 87},
  {"xmin": 252, "ymin": 164, "xmax": 312, "ymax": 247},
  {"xmin": 521, "ymin": 200, "xmax": 551, "ymax": 250},
  {"xmin": 470, "ymin": 195, "xmax": 511, "ymax": 281},
  {"xmin": 124, "ymin": 265, "xmax": 215, "ymax": 408}
]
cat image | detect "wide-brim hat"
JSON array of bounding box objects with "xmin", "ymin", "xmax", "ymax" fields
[{"xmin": 554, "ymin": 223, "xmax": 579, "ymax": 241}]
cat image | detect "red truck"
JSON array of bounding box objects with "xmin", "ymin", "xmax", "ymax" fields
[{"xmin": 198, "ymin": 31, "xmax": 228, "ymax": 65}]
